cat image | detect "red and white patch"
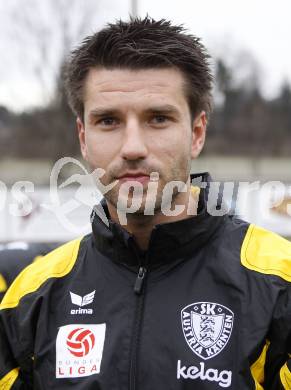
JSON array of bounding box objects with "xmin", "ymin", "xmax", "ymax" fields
[
  {"xmin": 66, "ymin": 327, "xmax": 95, "ymax": 357},
  {"xmin": 56, "ymin": 324, "xmax": 106, "ymax": 378}
]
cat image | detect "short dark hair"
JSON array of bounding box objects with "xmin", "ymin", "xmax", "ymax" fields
[{"xmin": 64, "ymin": 16, "xmax": 213, "ymax": 121}]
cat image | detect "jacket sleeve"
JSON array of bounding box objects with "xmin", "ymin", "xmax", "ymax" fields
[
  {"xmin": 0, "ymin": 238, "xmax": 81, "ymax": 389},
  {"xmin": 0, "ymin": 285, "xmax": 36, "ymax": 389},
  {"xmin": 279, "ymin": 359, "xmax": 291, "ymax": 390},
  {"xmin": 0, "ymin": 272, "xmax": 8, "ymax": 303},
  {"xmin": 0, "ymin": 252, "xmax": 48, "ymax": 388},
  {"xmin": 264, "ymin": 284, "xmax": 291, "ymax": 390}
]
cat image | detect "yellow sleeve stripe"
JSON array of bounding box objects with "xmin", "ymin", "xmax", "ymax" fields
[
  {"xmin": 0, "ymin": 273, "xmax": 8, "ymax": 293},
  {"xmin": 0, "ymin": 368, "xmax": 19, "ymax": 389},
  {"xmin": 0, "ymin": 238, "xmax": 82, "ymax": 310},
  {"xmin": 32, "ymin": 255, "xmax": 44, "ymax": 264},
  {"xmin": 280, "ymin": 362, "xmax": 291, "ymax": 389},
  {"xmin": 250, "ymin": 340, "xmax": 270, "ymax": 390},
  {"xmin": 241, "ymin": 224, "xmax": 291, "ymax": 282}
]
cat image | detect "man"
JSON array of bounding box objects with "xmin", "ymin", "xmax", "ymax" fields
[
  {"xmin": 0, "ymin": 242, "xmax": 61, "ymax": 302},
  {"xmin": 0, "ymin": 17, "xmax": 290, "ymax": 389}
]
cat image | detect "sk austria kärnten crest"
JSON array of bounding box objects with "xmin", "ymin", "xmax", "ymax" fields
[{"xmin": 181, "ymin": 302, "xmax": 234, "ymax": 360}]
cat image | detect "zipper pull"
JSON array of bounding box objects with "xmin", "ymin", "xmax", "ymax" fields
[{"xmin": 134, "ymin": 266, "xmax": 147, "ymax": 295}]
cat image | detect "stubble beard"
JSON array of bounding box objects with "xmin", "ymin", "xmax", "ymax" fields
[
  {"xmin": 104, "ymin": 163, "xmax": 191, "ymax": 218},
  {"xmin": 91, "ymin": 147, "xmax": 192, "ymax": 218},
  {"xmin": 105, "ymin": 179, "xmax": 163, "ymax": 216}
]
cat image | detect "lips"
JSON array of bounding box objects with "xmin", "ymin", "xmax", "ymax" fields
[{"xmin": 117, "ymin": 173, "xmax": 150, "ymax": 184}]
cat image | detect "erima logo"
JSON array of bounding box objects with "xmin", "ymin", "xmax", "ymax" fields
[
  {"xmin": 177, "ymin": 360, "xmax": 232, "ymax": 388},
  {"xmin": 70, "ymin": 290, "xmax": 95, "ymax": 315},
  {"xmin": 181, "ymin": 302, "xmax": 234, "ymax": 360}
]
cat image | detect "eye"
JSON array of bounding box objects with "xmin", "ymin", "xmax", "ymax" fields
[
  {"xmin": 150, "ymin": 115, "xmax": 169, "ymax": 125},
  {"xmin": 97, "ymin": 117, "xmax": 119, "ymax": 127}
]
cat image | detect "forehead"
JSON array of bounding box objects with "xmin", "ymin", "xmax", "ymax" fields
[{"xmin": 82, "ymin": 67, "xmax": 189, "ymax": 111}]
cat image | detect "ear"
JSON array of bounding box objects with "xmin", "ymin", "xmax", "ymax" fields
[
  {"xmin": 76, "ymin": 117, "xmax": 88, "ymax": 161},
  {"xmin": 191, "ymin": 111, "xmax": 207, "ymax": 159}
]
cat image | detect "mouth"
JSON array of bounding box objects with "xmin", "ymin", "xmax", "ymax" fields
[{"xmin": 117, "ymin": 172, "xmax": 150, "ymax": 185}]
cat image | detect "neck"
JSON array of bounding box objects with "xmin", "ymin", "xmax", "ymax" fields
[{"xmin": 106, "ymin": 183, "xmax": 199, "ymax": 251}]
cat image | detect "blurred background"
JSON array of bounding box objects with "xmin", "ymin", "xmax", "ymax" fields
[{"xmin": 0, "ymin": 0, "xmax": 290, "ymax": 242}]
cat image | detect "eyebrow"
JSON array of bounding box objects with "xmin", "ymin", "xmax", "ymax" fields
[
  {"xmin": 144, "ymin": 104, "xmax": 181, "ymax": 117},
  {"xmin": 88, "ymin": 108, "xmax": 118, "ymax": 119},
  {"xmin": 88, "ymin": 104, "xmax": 181, "ymax": 120}
]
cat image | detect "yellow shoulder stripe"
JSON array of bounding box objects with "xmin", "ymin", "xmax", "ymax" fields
[
  {"xmin": 0, "ymin": 273, "xmax": 8, "ymax": 293},
  {"xmin": 0, "ymin": 368, "xmax": 19, "ymax": 389},
  {"xmin": 280, "ymin": 362, "xmax": 291, "ymax": 389},
  {"xmin": 0, "ymin": 238, "xmax": 82, "ymax": 310},
  {"xmin": 241, "ymin": 224, "xmax": 291, "ymax": 282},
  {"xmin": 250, "ymin": 340, "xmax": 270, "ymax": 390}
]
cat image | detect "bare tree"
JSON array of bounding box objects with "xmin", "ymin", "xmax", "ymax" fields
[{"xmin": 0, "ymin": 0, "xmax": 102, "ymax": 108}]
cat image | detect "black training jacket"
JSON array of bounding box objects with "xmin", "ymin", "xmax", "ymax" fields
[{"xmin": 0, "ymin": 173, "xmax": 290, "ymax": 389}]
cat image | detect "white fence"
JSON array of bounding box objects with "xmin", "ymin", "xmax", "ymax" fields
[
  {"xmin": 0, "ymin": 187, "xmax": 102, "ymax": 242},
  {"xmin": 0, "ymin": 182, "xmax": 291, "ymax": 242}
]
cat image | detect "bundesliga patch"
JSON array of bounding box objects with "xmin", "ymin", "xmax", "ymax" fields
[
  {"xmin": 56, "ymin": 324, "xmax": 106, "ymax": 378},
  {"xmin": 181, "ymin": 302, "xmax": 234, "ymax": 360}
]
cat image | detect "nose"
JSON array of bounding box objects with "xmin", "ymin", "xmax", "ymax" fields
[{"xmin": 120, "ymin": 119, "xmax": 148, "ymax": 161}]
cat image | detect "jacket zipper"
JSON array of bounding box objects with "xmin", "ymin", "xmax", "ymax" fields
[
  {"xmin": 134, "ymin": 266, "xmax": 147, "ymax": 295},
  {"xmin": 129, "ymin": 260, "xmax": 148, "ymax": 390}
]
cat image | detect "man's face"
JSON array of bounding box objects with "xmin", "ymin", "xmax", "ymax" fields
[{"xmin": 77, "ymin": 67, "xmax": 206, "ymax": 214}]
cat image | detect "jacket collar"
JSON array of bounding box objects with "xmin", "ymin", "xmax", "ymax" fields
[{"xmin": 91, "ymin": 172, "xmax": 225, "ymax": 269}]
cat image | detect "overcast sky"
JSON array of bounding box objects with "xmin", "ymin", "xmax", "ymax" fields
[
  {"xmin": 140, "ymin": 0, "xmax": 291, "ymax": 97},
  {"xmin": 0, "ymin": 0, "xmax": 291, "ymax": 111}
]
